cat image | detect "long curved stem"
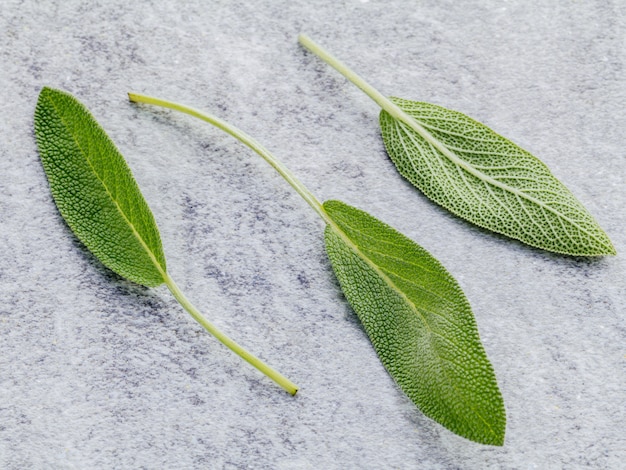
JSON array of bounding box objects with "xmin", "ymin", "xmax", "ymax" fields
[
  {"xmin": 298, "ymin": 35, "xmax": 437, "ymax": 137},
  {"xmin": 297, "ymin": 34, "xmax": 411, "ymax": 122},
  {"xmin": 299, "ymin": 35, "xmax": 491, "ymax": 187},
  {"xmin": 128, "ymin": 93, "xmax": 332, "ymax": 226},
  {"xmin": 163, "ymin": 273, "xmax": 298, "ymax": 395}
]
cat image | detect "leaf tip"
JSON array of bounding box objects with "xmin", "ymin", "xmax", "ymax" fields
[
  {"xmin": 37, "ymin": 86, "xmax": 57, "ymax": 105},
  {"xmin": 461, "ymin": 394, "xmax": 506, "ymax": 446},
  {"xmin": 578, "ymin": 232, "xmax": 617, "ymax": 257},
  {"xmin": 605, "ymin": 240, "xmax": 617, "ymax": 256},
  {"xmin": 464, "ymin": 411, "xmax": 506, "ymax": 446},
  {"xmin": 491, "ymin": 428, "xmax": 506, "ymax": 447},
  {"xmin": 485, "ymin": 434, "xmax": 505, "ymax": 447},
  {"xmin": 38, "ymin": 86, "xmax": 67, "ymax": 99}
]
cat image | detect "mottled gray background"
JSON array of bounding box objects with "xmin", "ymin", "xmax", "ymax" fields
[{"xmin": 1, "ymin": 1, "xmax": 625, "ymax": 468}]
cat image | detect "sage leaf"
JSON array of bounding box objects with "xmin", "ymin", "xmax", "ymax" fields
[
  {"xmin": 34, "ymin": 87, "xmax": 298, "ymax": 395},
  {"xmin": 299, "ymin": 35, "xmax": 615, "ymax": 256},
  {"xmin": 35, "ymin": 87, "xmax": 166, "ymax": 287},
  {"xmin": 324, "ymin": 200, "xmax": 505, "ymax": 446},
  {"xmin": 379, "ymin": 99, "xmax": 615, "ymax": 256},
  {"xmin": 128, "ymin": 93, "xmax": 506, "ymax": 445}
]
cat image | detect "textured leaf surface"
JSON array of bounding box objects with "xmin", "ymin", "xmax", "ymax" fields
[
  {"xmin": 35, "ymin": 87, "xmax": 166, "ymax": 286},
  {"xmin": 323, "ymin": 200, "xmax": 505, "ymax": 445},
  {"xmin": 379, "ymin": 97, "xmax": 615, "ymax": 256}
]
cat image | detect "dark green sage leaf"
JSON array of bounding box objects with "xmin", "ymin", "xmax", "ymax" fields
[
  {"xmin": 35, "ymin": 87, "xmax": 166, "ymax": 286},
  {"xmin": 34, "ymin": 87, "xmax": 298, "ymax": 394},
  {"xmin": 324, "ymin": 200, "xmax": 505, "ymax": 445}
]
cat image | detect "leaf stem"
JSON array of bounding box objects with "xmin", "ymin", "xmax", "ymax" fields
[
  {"xmin": 298, "ymin": 34, "xmax": 431, "ymax": 135},
  {"xmin": 163, "ymin": 273, "xmax": 298, "ymax": 395},
  {"xmin": 128, "ymin": 93, "xmax": 332, "ymax": 226}
]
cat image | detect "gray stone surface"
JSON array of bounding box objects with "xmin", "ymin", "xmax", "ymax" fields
[{"xmin": 1, "ymin": 1, "xmax": 625, "ymax": 468}]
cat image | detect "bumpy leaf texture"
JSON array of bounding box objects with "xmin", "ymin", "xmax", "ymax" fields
[
  {"xmin": 323, "ymin": 200, "xmax": 506, "ymax": 445},
  {"xmin": 380, "ymin": 98, "xmax": 615, "ymax": 256},
  {"xmin": 34, "ymin": 87, "xmax": 166, "ymax": 286}
]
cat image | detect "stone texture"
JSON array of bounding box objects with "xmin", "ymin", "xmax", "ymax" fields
[{"xmin": 1, "ymin": 1, "xmax": 624, "ymax": 468}]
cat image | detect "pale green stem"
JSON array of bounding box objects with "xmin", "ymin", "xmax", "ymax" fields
[
  {"xmin": 163, "ymin": 273, "xmax": 298, "ymax": 395},
  {"xmin": 128, "ymin": 93, "xmax": 332, "ymax": 226},
  {"xmin": 298, "ymin": 34, "xmax": 431, "ymax": 135}
]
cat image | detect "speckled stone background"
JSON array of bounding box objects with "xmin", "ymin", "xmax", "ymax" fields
[{"xmin": 1, "ymin": 1, "xmax": 625, "ymax": 468}]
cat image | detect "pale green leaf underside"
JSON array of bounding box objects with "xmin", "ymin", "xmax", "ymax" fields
[
  {"xmin": 34, "ymin": 87, "xmax": 166, "ymax": 287},
  {"xmin": 323, "ymin": 200, "xmax": 505, "ymax": 445},
  {"xmin": 380, "ymin": 98, "xmax": 615, "ymax": 256}
]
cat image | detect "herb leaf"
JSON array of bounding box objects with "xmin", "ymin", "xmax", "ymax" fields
[
  {"xmin": 379, "ymin": 98, "xmax": 615, "ymax": 256},
  {"xmin": 323, "ymin": 199, "xmax": 505, "ymax": 445},
  {"xmin": 128, "ymin": 93, "xmax": 506, "ymax": 445},
  {"xmin": 35, "ymin": 87, "xmax": 166, "ymax": 286},
  {"xmin": 34, "ymin": 87, "xmax": 298, "ymax": 395},
  {"xmin": 299, "ymin": 35, "xmax": 615, "ymax": 256}
]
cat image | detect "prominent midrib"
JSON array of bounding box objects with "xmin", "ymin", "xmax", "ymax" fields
[
  {"xmin": 298, "ymin": 33, "xmax": 603, "ymax": 253},
  {"xmin": 393, "ymin": 117, "xmax": 605, "ymax": 246},
  {"xmin": 326, "ymin": 217, "xmax": 499, "ymax": 439},
  {"xmin": 46, "ymin": 95, "xmax": 166, "ymax": 282},
  {"xmin": 327, "ymin": 219, "xmax": 431, "ymax": 330}
]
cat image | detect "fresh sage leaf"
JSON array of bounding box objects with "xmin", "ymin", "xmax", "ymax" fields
[
  {"xmin": 34, "ymin": 87, "xmax": 298, "ymax": 395},
  {"xmin": 128, "ymin": 93, "xmax": 506, "ymax": 445},
  {"xmin": 35, "ymin": 87, "xmax": 166, "ymax": 287},
  {"xmin": 299, "ymin": 35, "xmax": 615, "ymax": 257},
  {"xmin": 323, "ymin": 200, "xmax": 505, "ymax": 445}
]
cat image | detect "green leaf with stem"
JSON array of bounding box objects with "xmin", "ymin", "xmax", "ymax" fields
[
  {"xmin": 128, "ymin": 93, "xmax": 506, "ymax": 445},
  {"xmin": 298, "ymin": 34, "xmax": 615, "ymax": 257},
  {"xmin": 34, "ymin": 87, "xmax": 298, "ymax": 395}
]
